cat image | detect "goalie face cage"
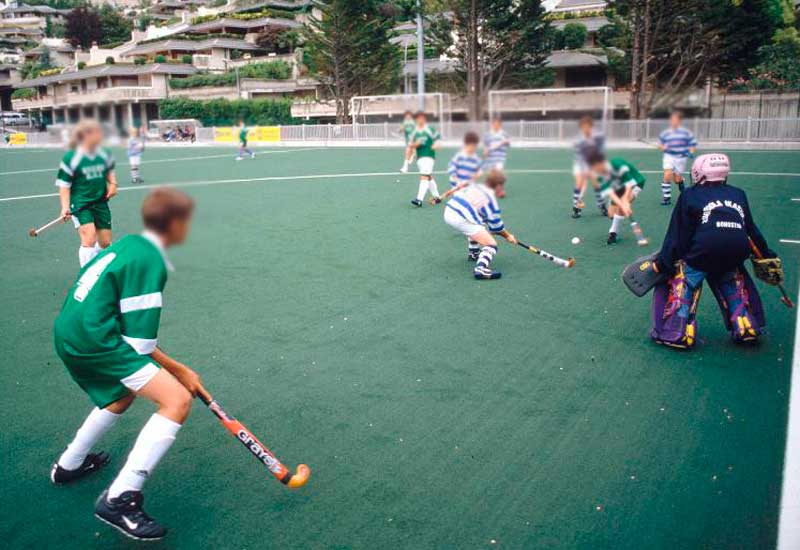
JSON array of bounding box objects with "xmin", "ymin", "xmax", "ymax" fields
[
  {"xmin": 488, "ymin": 87, "xmax": 613, "ymax": 130},
  {"xmin": 349, "ymin": 93, "xmax": 452, "ymax": 135}
]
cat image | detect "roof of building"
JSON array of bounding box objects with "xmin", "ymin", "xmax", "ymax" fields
[
  {"xmin": 551, "ymin": 16, "xmax": 609, "ymax": 32},
  {"xmin": 0, "ymin": 26, "xmax": 42, "ymax": 35},
  {"xmin": 186, "ymin": 16, "xmax": 300, "ymax": 33},
  {"xmin": 221, "ymin": 0, "xmax": 310, "ymax": 14},
  {"xmin": 0, "ymin": 3, "xmax": 70, "ymax": 15},
  {"xmin": 124, "ymin": 37, "xmax": 262, "ymax": 56},
  {"xmin": 546, "ymin": 50, "xmax": 607, "ymax": 68},
  {"xmin": 550, "ymin": 0, "xmax": 607, "ymax": 12},
  {"xmin": 25, "ymin": 43, "xmax": 75, "ymax": 55},
  {"xmin": 18, "ymin": 63, "xmax": 198, "ymax": 87}
]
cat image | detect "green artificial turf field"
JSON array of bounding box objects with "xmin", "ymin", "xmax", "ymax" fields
[{"xmin": 0, "ymin": 144, "xmax": 798, "ymax": 549}]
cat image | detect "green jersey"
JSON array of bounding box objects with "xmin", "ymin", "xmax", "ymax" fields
[
  {"xmin": 239, "ymin": 127, "xmax": 248, "ymax": 143},
  {"xmin": 55, "ymin": 147, "xmax": 115, "ymax": 207},
  {"xmin": 54, "ymin": 232, "xmax": 169, "ymax": 367},
  {"xmin": 411, "ymin": 125, "xmax": 441, "ymax": 159},
  {"xmin": 598, "ymin": 158, "xmax": 646, "ymax": 197},
  {"xmin": 402, "ymin": 119, "xmax": 415, "ymax": 144}
]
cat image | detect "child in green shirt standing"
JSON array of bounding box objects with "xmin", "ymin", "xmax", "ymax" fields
[{"xmin": 408, "ymin": 111, "xmax": 442, "ymax": 207}]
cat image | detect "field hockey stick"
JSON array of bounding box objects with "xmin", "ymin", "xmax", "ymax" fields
[
  {"xmin": 516, "ymin": 240, "xmax": 575, "ymax": 268},
  {"xmin": 198, "ymin": 388, "xmax": 311, "ymax": 488},
  {"xmin": 29, "ymin": 197, "xmax": 109, "ymax": 237},
  {"xmin": 749, "ymin": 238, "xmax": 794, "ymax": 309}
]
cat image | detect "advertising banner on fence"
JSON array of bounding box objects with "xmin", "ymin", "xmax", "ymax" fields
[
  {"xmin": 8, "ymin": 133, "xmax": 27, "ymax": 145},
  {"xmin": 214, "ymin": 126, "xmax": 280, "ymax": 143}
]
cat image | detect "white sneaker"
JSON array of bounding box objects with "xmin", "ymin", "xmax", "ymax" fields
[
  {"xmin": 235, "ymin": 157, "xmax": 243, "ymax": 161},
  {"xmin": 400, "ymin": 165, "xmax": 408, "ymax": 173}
]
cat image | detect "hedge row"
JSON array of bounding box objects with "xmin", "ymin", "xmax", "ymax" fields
[
  {"xmin": 169, "ymin": 60, "xmax": 291, "ymax": 89},
  {"xmin": 11, "ymin": 88, "xmax": 36, "ymax": 100},
  {"xmin": 158, "ymin": 97, "xmax": 295, "ymax": 126}
]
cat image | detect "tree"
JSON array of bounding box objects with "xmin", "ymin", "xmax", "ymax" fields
[
  {"xmin": 65, "ymin": 6, "xmax": 103, "ymax": 49},
  {"xmin": 561, "ymin": 22, "xmax": 587, "ymax": 49},
  {"xmin": 303, "ymin": 0, "xmax": 400, "ymax": 123},
  {"xmin": 98, "ymin": 4, "xmax": 133, "ymax": 45},
  {"xmin": 427, "ymin": 0, "xmax": 550, "ymax": 120},
  {"xmin": 616, "ymin": 0, "xmax": 783, "ymax": 117}
]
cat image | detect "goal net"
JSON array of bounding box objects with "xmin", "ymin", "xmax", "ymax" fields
[
  {"xmin": 349, "ymin": 93, "xmax": 453, "ymax": 135},
  {"xmin": 488, "ymin": 87, "xmax": 613, "ymax": 129}
]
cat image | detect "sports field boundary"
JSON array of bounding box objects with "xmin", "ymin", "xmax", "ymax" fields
[{"xmin": 2, "ymin": 167, "xmax": 799, "ymax": 203}]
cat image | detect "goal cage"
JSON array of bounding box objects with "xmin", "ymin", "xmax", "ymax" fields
[
  {"xmin": 488, "ymin": 87, "xmax": 613, "ymax": 130},
  {"xmin": 349, "ymin": 93, "xmax": 453, "ymax": 136}
]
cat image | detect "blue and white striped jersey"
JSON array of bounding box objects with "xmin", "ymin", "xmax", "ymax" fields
[
  {"xmin": 448, "ymin": 150, "xmax": 482, "ymax": 185},
  {"xmin": 445, "ymin": 183, "xmax": 504, "ymax": 233},
  {"xmin": 574, "ymin": 132, "xmax": 605, "ymax": 162},
  {"xmin": 127, "ymin": 137, "xmax": 144, "ymax": 159},
  {"xmin": 659, "ymin": 126, "xmax": 697, "ymax": 157},
  {"xmin": 483, "ymin": 130, "xmax": 510, "ymax": 164}
]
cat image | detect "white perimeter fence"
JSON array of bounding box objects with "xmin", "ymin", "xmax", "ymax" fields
[{"xmin": 12, "ymin": 117, "xmax": 800, "ymax": 148}]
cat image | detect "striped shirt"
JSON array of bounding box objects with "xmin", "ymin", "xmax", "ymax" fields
[
  {"xmin": 659, "ymin": 126, "xmax": 697, "ymax": 157},
  {"xmin": 574, "ymin": 132, "xmax": 605, "ymax": 162},
  {"xmin": 445, "ymin": 183, "xmax": 504, "ymax": 233},
  {"xmin": 448, "ymin": 150, "xmax": 482, "ymax": 186},
  {"xmin": 483, "ymin": 130, "xmax": 510, "ymax": 165},
  {"xmin": 127, "ymin": 137, "xmax": 144, "ymax": 159}
]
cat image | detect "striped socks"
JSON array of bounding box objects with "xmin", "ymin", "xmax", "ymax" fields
[
  {"xmin": 572, "ymin": 187, "xmax": 581, "ymax": 208},
  {"xmin": 595, "ymin": 189, "xmax": 605, "ymax": 211},
  {"xmin": 475, "ymin": 245, "xmax": 497, "ymax": 270},
  {"xmin": 661, "ymin": 181, "xmax": 671, "ymax": 200},
  {"xmin": 468, "ymin": 240, "xmax": 480, "ymax": 259}
]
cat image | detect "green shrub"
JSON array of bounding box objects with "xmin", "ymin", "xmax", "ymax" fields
[
  {"xmin": 169, "ymin": 60, "xmax": 291, "ymax": 89},
  {"xmin": 158, "ymin": 97, "xmax": 296, "ymax": 126},
  {"xmin": 154, "ymin": 54, "xmax": 167, "ymax": 63},
  {"xmin": 134, "ymin": 57, "xmax": 146, "ymax": 65},
  {"xmin": 11, "ymin": 87, "xmax": 37, "ymax": 99},
  {"xmin": 77, "ymin": 61, "xmax": 86, "ymax": 69},
  {"xmin": 105, "ymin": 56, "xmax": 115, "ymax": 64},
  {"xmin": 561, "ymin": 23, "xmax": 588, "ymax": 49},
  {"xmin": 181, "ymin": 54, "xmax": 193, "ymax": 64}
]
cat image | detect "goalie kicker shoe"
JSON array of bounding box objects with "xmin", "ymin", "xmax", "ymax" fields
[
  {"xmin": 95, "ymin": 490, "xmax": 167, "ymax": 541},
  {"xmin": 410, "ymin": 199, "xmax": 423, "ymax": 207},
  {"xmin": 51, "ymin": 451, "xmax": 110, "ymax": 484},
  {"xmin": 607, "ymin": 232, "xmax": 618, "ymax": 245},
  {"xmin": 571, "ymin": 207, "xmax": 582, "ymax": 219}
]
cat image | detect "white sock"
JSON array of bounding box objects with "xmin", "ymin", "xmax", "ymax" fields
[
  {"xmin": 58, "ymin": 407, "xmax": 121, "ymax": 470},
  {"xmin": 610, "ymin": 214, "xmax": 624, "ymax": 233},
  {"xmin": 107, "ymin": 413, "xmax": 181, "ymax": 499},
  {"xmin": 428, "ymin": 178, "xmax": 440, "ymax": 199},
  {"xmin": 79, "ymin": 245, "xmax": 99, "ymax": 267},
  {"xmin": 416, "ymin": 179, "xmax": 428, "ymax": 201}
]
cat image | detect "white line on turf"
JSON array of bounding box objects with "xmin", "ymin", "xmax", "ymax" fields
[
  {"xmin": 0, "ymin": 147, "xmax": 324, "ymax": 177},
  {"xmin": 0, "ymin": 167, "xmax": 798, "ymax": 203},
  {"xmin": 780, "ymin": 239, "xmax": 800, "ymax": 245},
  {"xmin": 777, "ymin": 280, "xmax": 800, "ymax": 550},
  {"xmin": 792, "ymin": 198, "xmax": 800, "ymax": 202}
]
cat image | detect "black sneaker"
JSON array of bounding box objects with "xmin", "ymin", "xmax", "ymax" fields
[
  {"xmin": 473, "ymin": 266, "xmax": 502, "ymax": 280},
  {"xmin": 95, "ymin": 490, "xmax": 167, "ymax": 541},
  {"xmin": 607, "ymin": 232, "xmax": 618, "ymax": 245},
  {"xmin": 660, "ymin": 198, "xmax": 671, "ymax": 206},
  {"xmin": 51, "ymin": 452, "xmax": 110, "ymax": 484},
  {"xmin": 410, "ymin": 199, "xmax": 423, "ymax": 207},
  {"xmin": 571, "ymin": 207, "xmax": 582, "ymax": 219}
]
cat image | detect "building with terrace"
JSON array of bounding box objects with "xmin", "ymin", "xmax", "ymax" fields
[
  {"xmin": 122, "ymin": 37, "xmax": 265, "ymax": 70},
  {"xmin": 11, "ymin": 63, "xmax": 197, "ymax": 129}
]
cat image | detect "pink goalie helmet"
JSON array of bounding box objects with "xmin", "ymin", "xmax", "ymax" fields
[{"xmin": 691, "ymin": 153, "xmax": 730, "ymax": 185}]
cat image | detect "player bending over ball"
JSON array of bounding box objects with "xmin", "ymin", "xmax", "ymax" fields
[
  {"xmin": 399, "ymin": 110, "xmax": 416, "ymax": 173},
  {"xmin": 571, "ymin": 116, "xmax": 607, "ymax": 219},
  {"xmin": 56, "ymin": 120, "xmax": 118, "ymax": 268},
  {"xmin": 127, "ymin": 126, "xmax": 145, "ymax": 184},
  {"xmin": 658, "ymin": 110, "xmax": 697, "ymax": 205},
  {"xmin": 409, "ymin": 111, "xmax": 442, "ymax": 207},
  {"xmin": 645, "ymin": 154, "xmax": 783, "ymax": 348},
  {"xmin": 443, "ymin": 170, "xmax": 517, "ymax": 279},
  {"xmin": 588, "ymin": 151, "xmax": 648, "ymax": 246},
  {"xmin": 51, "ymin": 188, "xmax": 202, "ymax": 541},
  {"xmin": 236, "ymin": 120, "xmax": 255, "ymax": 160}
]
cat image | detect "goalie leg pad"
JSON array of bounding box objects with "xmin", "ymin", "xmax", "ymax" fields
[
  {"xmin": 708, "ymin": 268, "xmax": 765, "ymax": 343},
  {"xmin": 650, "ymin": 263, "xmax": 703, "ymax": 349}
]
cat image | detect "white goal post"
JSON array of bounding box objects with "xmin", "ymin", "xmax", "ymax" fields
[
  {"xmin": 488, "ymin": 87, "xmax": 613, "ymax": 128},
  {"xmin": 349, "ymin": 93, "xmax": 453, "ymax": 134}
]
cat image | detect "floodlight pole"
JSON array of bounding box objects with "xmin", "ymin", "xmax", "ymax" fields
[{"xmin": 415, "ymin": 0, "xmax": 425, "ymax": 111}]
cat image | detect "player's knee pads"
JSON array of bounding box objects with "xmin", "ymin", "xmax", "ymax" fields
[
  {"xmin": 650, "ymin": 263, "xmax": 701, "ymax": 349},
  {"xmin": 708, "ymin": 268, "xmax": 765, "ymax": 344}
]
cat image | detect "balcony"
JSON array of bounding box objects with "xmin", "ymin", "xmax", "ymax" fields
[{"xmin": 13, "ymin": 86, "xmax": 166, "ymax": 110}]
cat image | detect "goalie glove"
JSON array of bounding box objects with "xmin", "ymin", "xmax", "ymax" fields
[{"xmin": 751, "ymin": 256, "xmax": 784, "ymax": 286}]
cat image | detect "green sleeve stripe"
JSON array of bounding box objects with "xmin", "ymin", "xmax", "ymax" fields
[{"xmin": 120, "ymin": 308, "xmax": 161, "ymax": 340}]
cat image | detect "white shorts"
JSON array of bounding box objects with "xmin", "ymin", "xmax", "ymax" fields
[
  {"xmin": 128, "ymin": 156, "xmax": 141, "ymax": 167},
  {"xmin": 662, "ymin": 154, "xmax": 687, "ymax": 173},
  {"xmin": 572, "ymin": 160, "xmax": 589, "ymax": 176},
  {"xmin": 484, "ymin": 160, "xmax": 505, "ymax": 172},
  {"xmin": 444, "ymin": 205, "xmax": 483, "ymax": 237},
  {"xmin": 417, "ymin": 156, "xmax": 435, "ymax": 176}
]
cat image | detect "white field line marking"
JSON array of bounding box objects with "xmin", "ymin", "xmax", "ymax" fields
[
  {"xmin": 0, "ymin": 147, "xmax": 323, "ymax": 177},
  {"xmin": 1, "ymin": 167, "xmax": 799, "ymax": 203},
  {"xmin": 780, "ymin": 239, "xmax": 800, "ymax": 245},
  {"xmin": 792, "ymin": 198, "xmax": 800, "ymax": 202},
  {"xmin": 777, "ymin": 280, "xmax": 800, "ymax": 550}
]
